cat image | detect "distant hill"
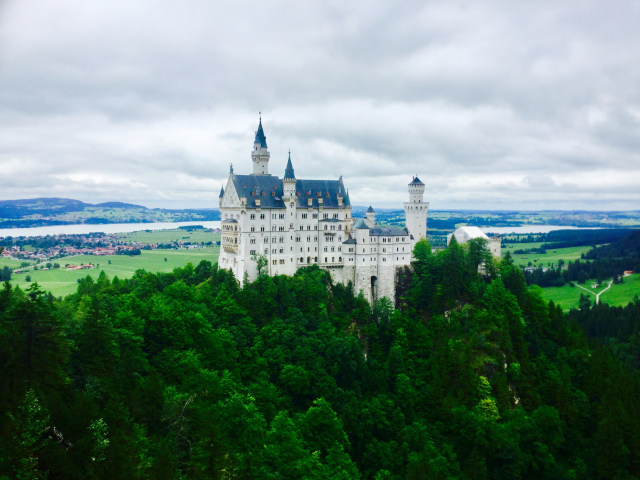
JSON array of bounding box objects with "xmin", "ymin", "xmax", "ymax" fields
[{"xmin": 0, "ymin": 197, "xmax": 220, "ymax": 228}]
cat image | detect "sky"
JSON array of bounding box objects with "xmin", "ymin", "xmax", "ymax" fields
[{"xmin": 1, "ymin": 1, "xmax": 639, "ymax": 211}]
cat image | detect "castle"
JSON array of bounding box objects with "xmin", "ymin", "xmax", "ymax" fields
[{"xmin": 218, "ymin": 118, "xmax": 428, "ymax": 303}]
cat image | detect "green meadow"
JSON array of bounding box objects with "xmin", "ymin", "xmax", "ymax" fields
[
  {"xmin": 502, "ymin": 241, "xmax": 594, "ymax": 267},
  {"xmin": 10, "ymin": 246, "xmax": 220, "ymax": 297},
  {"xmin": 540, "ymin": 274, "xmax": 640, "ymax": 311},
  {"xmin": 118, "ymin": 227, "xmax": 219, "ymax": 245}
]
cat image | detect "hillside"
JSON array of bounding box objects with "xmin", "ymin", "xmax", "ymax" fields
[
  {"xmin": 1, "ymin": 241, "xmax": 639, "ymax": 478},
  {"xmin": 0, "ymin": 197, "xmax": 220, "ymax": 228}
]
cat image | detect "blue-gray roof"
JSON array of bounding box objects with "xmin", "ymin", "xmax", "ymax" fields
[
  {"xmin": 409, "ymin": 176, "xmax": 424, "ymax": 186},
  {"xmin": 343, "ymin": 237, "xmax": 357, "ymax": 244},
  {"xmin": 284, "ymin": 152, "xmax": 295, "ymax": 179},
  {"xmin": 369, "ymin": 226, "xmax": 409, "ymax": 236},
  {"xmin": 219, "ymin": 186, "xmax": 225, "ymax": 198},
  {"xmin": 354, "ymin": 218, "xmax": 369, "ymax": 230},
  {"xmin": 230, "ymin": 174, "xmax": 350, "ymax": 209},
  {"xmin": 367, "ymin": 205, "xmax": 375, "ymax": 213},
  {"xmin": 254, "ymin": 119, "xmax": 267, "ymax": 148}
]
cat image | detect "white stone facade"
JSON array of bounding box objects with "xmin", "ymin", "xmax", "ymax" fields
[{"xmin": 218, "ymin": 119, "xmax": 428, "ymax": 304}]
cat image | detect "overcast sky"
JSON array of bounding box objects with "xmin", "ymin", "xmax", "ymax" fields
[{"xmin": 1, "ymin": 1, "xmax": 639, "ymax": 211}]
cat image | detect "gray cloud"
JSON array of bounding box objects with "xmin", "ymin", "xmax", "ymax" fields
[{"xmin": 1, "ymin": 0, "xmax": 639, "ymax": 209}]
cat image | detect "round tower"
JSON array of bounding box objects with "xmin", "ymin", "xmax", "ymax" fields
[
  {"xmin": 404, "ymin": 176, "xmax": 428, "ymax": 242},
  {"xmin": 252, "ymin": 117, "xmax": 270, "ymax": 175}
]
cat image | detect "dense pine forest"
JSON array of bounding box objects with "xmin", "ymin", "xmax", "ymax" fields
[{"xmin": 1, "ymin": 238, "xmax": 639, "ymax": 479}]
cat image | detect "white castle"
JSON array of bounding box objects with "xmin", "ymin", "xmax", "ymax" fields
[{"xmin": 218, "ymin": 118, "xmax": 428, "ymax": 303}]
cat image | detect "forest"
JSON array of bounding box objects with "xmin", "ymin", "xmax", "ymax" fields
[
  {"xmin": 1, "ymin": 237, "xmax": 639, "ymax": 479},
  {"xmin": 523, "ymin": 230, "xmax": 640, "ymax": 287}
]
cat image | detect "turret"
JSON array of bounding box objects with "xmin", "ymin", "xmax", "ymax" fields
[
  {"xmin": 283, "ymin": 150, "xmax": 296, "ymax": 199},
  {"xmin": 251, "ymin": 117, "xmax": 270, "ymax": 175},
  {"xmin": 365, "ymin": 205, "xmax": 376, "ymax": 228}
]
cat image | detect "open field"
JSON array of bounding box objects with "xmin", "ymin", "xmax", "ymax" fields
[
  {"xmin": 540, "ymin": 274, "xmax": 640, "ymax": 311},
  {"xmin": 599, "ymin": 274, "xmax": 640, "ymax": 305},
  {"xmin": 9, "ymin": 246, "xmax": 220, "ymax": 297},
  {"xmin": 119, "ymin": 228, "xmax": 219, "ymax": 245},
  {"xmin": 502, "ymin": 242, "xmax": 594, "ymax": 267},
  {"xmin": 0, "ymin": 257, "xmax": 23, "ymax": 269}
]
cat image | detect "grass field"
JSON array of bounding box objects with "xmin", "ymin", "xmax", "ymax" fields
[
  {"xmin": 0, "ymin": 257, "xmax": 23, "ymax": 269},
  {"xmin": 502, "ymin": 242, "xmax": 594, "ymax": 267},
  {"xmin": 119, "ymin": 228, "xmax": 219, "ymax": 245},
  {"xmin": 9, "ymin": 246, "xmax": 220, "ymax": 297},
  {"xmin": 540, "ymin": 274, "xmax": 640, "ymax": 311},
  {"xmin": 599, "ymin": 274, "xmax": 640, "ymax": 305}
]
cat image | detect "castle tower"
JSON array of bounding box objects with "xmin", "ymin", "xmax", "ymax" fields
[
  {"xmin": 404, "ymin": 176, "xmax": 428, "ymax": 242},
  {"xmin": 251, "ymin": 117, "xmax": 270, "ymax": 175},
  {"xmin": 365, "ymin": 205, "xmax": 376, "ymax": 228}
]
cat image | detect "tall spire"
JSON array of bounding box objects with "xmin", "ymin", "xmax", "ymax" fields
[
  {"xmin": 254, "ymin": 117, "xmax": 267, "ymax": 148},
  {"xmin": 284, "ymin": 150, "xmax": 295, "ymax": 179}
]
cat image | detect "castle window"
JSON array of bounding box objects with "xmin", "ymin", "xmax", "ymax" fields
[
  {"xmin": 250, "ymin": 238, "xmax": 256, "ymax": 244},
  {"xmin": 279, "ymin": 248, "xmax": 284, "ymax": 253},
  {"xmin": 260, "ymin": 226, "xmax": 265, "ymax": 232},
  {"xmin": 302, "ymin": 213, "xmax": 307, "ymax": 219},
  {"xmin": 307, "ymin": 226, "xmax": 311, "ymax": 230},
  {"xmin": 260, "ymin": 214, "xmax": 265, "ymax": 219},
  {"xmin": 279, "ymin": 213, "xmax": 285, "ymax": 219},
  {"xmin": 251, "ymin": 227, "xmax": 255, "ymax": 232},
  {"xmin": 272, "ymin": 260, "xmax": 277, "ymax": 265},
  {"xmin": 338, "ymin": 225, "xmax": 342, "ymax": 230},
  {"xmin": 324, "ymin": 247, "xmax": 328, "ymax": 252},
  {"xmin": 250, "ymin": 214, "xmax": 255, "ymax": 220},
  {"xmin": 265, "ymin": 238, "xmax": 269, "ymax": 243},
  {"xmin": 250, "ymin": 250, "xmax": 256, "ymax": 255},
  {"xmin": 339, "ymin": 257, "xmax": 342, "ymax": 262},
  {"xmin": 312, "ymin": 213, "xmax": 318, "ymax": 219}
]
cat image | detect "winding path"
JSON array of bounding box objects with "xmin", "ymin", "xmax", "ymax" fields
[{"xmin": 574, "ymin": 279, "xmax": 614, "ymax": 304}]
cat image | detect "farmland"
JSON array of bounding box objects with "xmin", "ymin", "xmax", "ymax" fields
[
  {"xmin": 4, "ymin": 227, "xmax": 221, "ymax": 297},
  {"xmin": 10, "ymin": 247, "xmax": 220, "ymax": 297}
]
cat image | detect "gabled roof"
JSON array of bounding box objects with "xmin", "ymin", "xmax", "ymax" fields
[
  {"xmin": 254, "ymin": 118, "xmax": 267, "ymax": 148},
  {"xmin": 409, "ymin": 176, "xmax": 424, "ymax": 186},
  {"xmin": 230, "ymin": 174, "xmax": 351, "ymax": 210},
  {"xmin": 367, "ymin": 205, "xmax": 375, "ymax": 213},
  {"xmin": 343, "ymin": 237, "xmax": 357, "ymax": 244},
  {"xmin": 219, "ymin": 186, "xmax": 225, "ymax": 198}
]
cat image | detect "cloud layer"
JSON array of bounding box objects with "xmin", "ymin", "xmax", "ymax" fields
[{"xmin": 1, "ymin": 0, "xmax": 639, "ymax": 210}]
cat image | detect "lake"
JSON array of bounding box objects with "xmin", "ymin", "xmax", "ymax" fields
[
  {"xmin": 480, "ymin": 225, "xmax": 599, "ymax": 235},
  {"xmin": 0, "ymin": 221, "xmax": 222, "ymax": 238},
  {"xmin": 0, "ymin": 221, "xmax": 592, "ymax": 239}
]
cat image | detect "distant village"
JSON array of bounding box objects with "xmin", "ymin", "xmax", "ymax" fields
[{"xmin": 0, "ymin": 230, "xmax": 220, "ymax": 272}]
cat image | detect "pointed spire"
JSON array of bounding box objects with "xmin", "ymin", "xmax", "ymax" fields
[
  {"xmin": 367, "ymin": 205, "xmax": 375, "ymax": 213},
  {"xmin": 229, "ymin": 163, "xmax": 234, "ymax": 174},
  {"xmin": 284, "ymin": 149, "xmax": 295, "ymax": 179},
  {"xmin": 219, "ymin": 185, "xmax": 224, "ymax": 198},
  {"xmin": 254, "ymin": 116, "xmax": 268, "ymax": 148}
]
